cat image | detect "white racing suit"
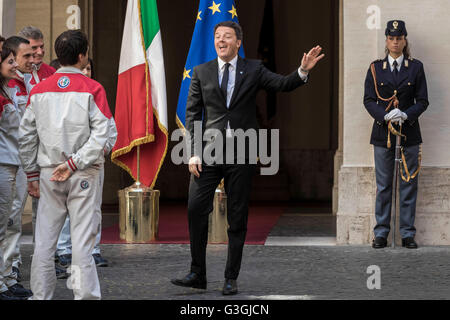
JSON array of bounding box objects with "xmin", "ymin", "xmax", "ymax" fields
[
  {"xmin": 0, "ymin": 93, "xmax": 27, "ymax": 294},
  {"xmin": 1, "ymin": 75, "xmax": 31, "ymax": 290},
  {"xmin": 56, "ymin": 118, "xmax": 117, "ymax": 257},
  {"xmin": 19, "ymin": 66, "xmax": 114, "ymax": 300},
  {"xmin": 11, "ymin": 66, "xmax": 56, "ymax": 244}
]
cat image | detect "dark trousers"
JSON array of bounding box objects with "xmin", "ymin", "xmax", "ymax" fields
[
  {"xmin": 188, "ymin": 164, "xmax": 255, "ymax": 280},
  {"xmin": 374, "ymin": 144, "xmax": 419, "ymax": 239}
]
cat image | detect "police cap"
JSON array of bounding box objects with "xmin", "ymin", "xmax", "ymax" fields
[{"xmin": 385, "ymin": 20, "xmax": 407, "ymax": 37}]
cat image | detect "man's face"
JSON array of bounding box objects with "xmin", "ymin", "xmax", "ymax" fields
[
  {"xmin": 386, "ymin": 35, "xmax": 406, "ymax": 56},
  {"xmin": 16, "ymin": 43, "xmax": 34, "ymax": 73},
  {"xmin": 29, "ymin": 38, "xmax": 45, "ymax": 65},
  {"xmin": 214, "ymin": 26, "xmax": 241, "ymax": 62}
]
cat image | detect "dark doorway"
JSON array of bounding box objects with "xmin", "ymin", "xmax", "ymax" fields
[{"xmin": 91, "ymin": 0, "xmax": 339, "ymax": 206}]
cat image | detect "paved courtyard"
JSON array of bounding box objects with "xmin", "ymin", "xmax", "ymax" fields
[{"xmin": 18, "ymin": 243, "xmax": 450, "ymax": 300}]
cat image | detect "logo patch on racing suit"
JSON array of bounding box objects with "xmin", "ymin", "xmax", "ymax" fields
[
  {"xmin": 57, "ymin": 76, "xmax": 71, "ymax": 89},
  {"xmin": 80, "ymin": 180, "xmax": 89, "ymax": 190}
]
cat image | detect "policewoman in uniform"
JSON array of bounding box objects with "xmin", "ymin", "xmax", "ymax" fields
[{"xmin": 363, "ymin": 20, "xmax": 429, "ymax": 249}]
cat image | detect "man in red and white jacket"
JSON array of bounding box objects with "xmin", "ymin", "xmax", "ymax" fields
[
  {"xmin": 19, "ymin": 26, "xmax": 55, "ymax": 85},
  {"xmin": 19, "ymin": 30, "xmax": 114, "ymax": 300},
  {"xmin": 17, "ymin": 27, "xmax": 56, "ymax": 253}
]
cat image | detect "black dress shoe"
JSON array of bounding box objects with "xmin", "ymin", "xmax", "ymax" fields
[
  {"xmin": 402, "ymin": 237, "xmax": 418, "ymax": 249},
  {"xmin": 372, "ymin": 237, "xmax": 387, "ymax": 249},
  {"xmin": 222, "ymin": 279, "xmax": 238, "ymax": 295},
  {"xmin": 171, "ymin": 272, "xmax": 207, "ymax": 289}
]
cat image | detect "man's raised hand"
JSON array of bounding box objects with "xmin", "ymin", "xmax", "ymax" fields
[{"xmin": 301, "ymin": 45, "xmax": 325, "ymax": 72}]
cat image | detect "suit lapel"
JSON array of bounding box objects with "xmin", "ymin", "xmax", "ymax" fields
[
  {"xmin": 207, "ymin": 59, "xmax": 227, "ymax": 107},
  {"xmin": 229, "ymin": 57, "xmax": 246, "ymax": 109}
]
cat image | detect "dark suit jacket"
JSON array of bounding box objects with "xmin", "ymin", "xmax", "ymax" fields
[
  {"xmin": 363, "ymin": 56, "xmax": 429, "ymax": 147},
  {"xmin": 185, "ymin": 56, "xmax": 306, "ymax": 158}
]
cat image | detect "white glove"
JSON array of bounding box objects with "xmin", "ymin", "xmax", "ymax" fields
[
  {"xmin": 390, "ymin": 111, "xmax": 408, "ymax": 125},
  {"xmin": 384, "ymin": 108, "xmax": 402, "ymax": 121}
]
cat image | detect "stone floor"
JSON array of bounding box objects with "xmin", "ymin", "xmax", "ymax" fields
[
  {"xmin": 17, "ymin": 243, "xmax": 450, "ymax": 300},
  {"xmin": 16, "ymin": 202, "xmax": 450, "ymax": 300}
]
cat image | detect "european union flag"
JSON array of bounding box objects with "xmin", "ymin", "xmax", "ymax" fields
[{"xmin": 176, "ymin": 0, "xmax": 245, "ymax": 129}]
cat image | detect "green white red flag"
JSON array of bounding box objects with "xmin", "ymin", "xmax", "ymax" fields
[{"xmin": 112, "ymin": 0, "xmax": 168, "ymax": 188}]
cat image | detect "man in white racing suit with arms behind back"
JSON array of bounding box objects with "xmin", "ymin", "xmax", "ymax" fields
[{"xmin": 18, "ymin": 30, "xmax": 114, "ymax": 300}]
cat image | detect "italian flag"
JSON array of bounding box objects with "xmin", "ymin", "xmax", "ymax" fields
[{"xmin": 112, "ymin": 0, "xmax": 168, "ymax": 188}]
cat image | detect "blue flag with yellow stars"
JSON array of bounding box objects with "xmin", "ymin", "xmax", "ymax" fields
[{"xmin": 176, "ymin": 0, "xmax": 245, "ymax": 129}]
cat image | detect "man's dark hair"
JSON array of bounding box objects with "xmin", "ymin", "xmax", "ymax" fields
[
  {"xmin": 49, "ymin": 58, "xmax": 61, "ymax": 70},
  {"xmin": 214, "ymin": 21, "xmax": 243, "ymax": 41},
  {"xmin": 54, "ymin": 30, "xmax": 88, "ymax": 66},
  {"xmin": 3, "ymin": 36, "xmax": 30, "ymax": 54}
]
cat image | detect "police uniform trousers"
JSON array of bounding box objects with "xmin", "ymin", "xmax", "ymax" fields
[
  {"xmin": 30, "ymin": 166, "xmax": 102, "ymax": 300},
  {"xmin": 188, "ymin": 163, "xmax": 255, "ymax": 280},
  {"xmin": 374, "ymin": 144, "xmax": 419, "ymax": 239},
  {"xmin": 0, "ymin": 165, "xmax": 26, "ymax": 292}
]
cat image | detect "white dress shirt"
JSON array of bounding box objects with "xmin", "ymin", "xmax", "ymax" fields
[{"xmin": 388, "ymin": 54, "xmax": 404, "ymax": 72}]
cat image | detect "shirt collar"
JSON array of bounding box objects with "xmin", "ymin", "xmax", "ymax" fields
[
  {"xmin": 218, "ymin": 55, "xmax": 238, "ymax": 71},
  {"xmin": 388, "ymin": 54, "xmax": 404, "ymax": 68},
  {"xmin": 33, "ymin": 63, "xmax": 42, "ymax": 71},
  {"xmin": 56, "ymin": 66, "xmax": 85, "ymax": 75}
]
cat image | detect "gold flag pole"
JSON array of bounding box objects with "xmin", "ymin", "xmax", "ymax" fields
[{"xmin": 136, "ymin": 145, "xmax": 141, "ymax": 189}]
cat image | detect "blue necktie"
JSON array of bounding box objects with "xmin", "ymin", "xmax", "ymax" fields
[
  {"xmin": 221, "ymin": 63, "xmax": 230, "ymax": 103},
  {"xmin": 392, "ymin": 60, "xmax": 399, "ymax": 84}
]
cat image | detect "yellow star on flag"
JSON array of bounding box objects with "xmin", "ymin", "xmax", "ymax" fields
[
  {"xmin": 208, "ymin": 1, "xmax": 221, "ymax": 15},
  {"xmin": 228, "ymin": 5, "xmax": 237, "ymax": 19},
  {"xmin": 197, "ymin": 11, "xmax": 202, "ymax": 21},
  {"xmin": 183, "ymin": 68, "xmax": 191, "ymax": 80}
]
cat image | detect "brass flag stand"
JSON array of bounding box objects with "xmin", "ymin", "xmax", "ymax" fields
[
  {"xmin": 118, "ymin": 146, "xmax": 160, "ymax": 242},
  {"xmin": 208, "ymin": 182, "xmax": 229, "ymax": 243}
]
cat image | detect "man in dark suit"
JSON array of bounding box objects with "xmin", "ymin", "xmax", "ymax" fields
[
  {"xmin": 171, "ymin": 21, "xmax": 324, "ymax": 295},
  {"xmin": 364, "ymin": 20, "xmax": 429, "ymax": 249}
]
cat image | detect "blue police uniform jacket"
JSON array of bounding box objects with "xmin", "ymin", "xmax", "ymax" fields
[{"xmin": 363, "ymin": 56, "xmax": 429, "ymax": 147}]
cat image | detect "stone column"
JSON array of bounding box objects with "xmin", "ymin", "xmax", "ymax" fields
[
  {"xmin": 0, "ymin": 0, "xmax": 16, "ymax": 37},
  {"xmin": 337, "ymin": 0, "xmax": 450, "ymax": 245}
]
